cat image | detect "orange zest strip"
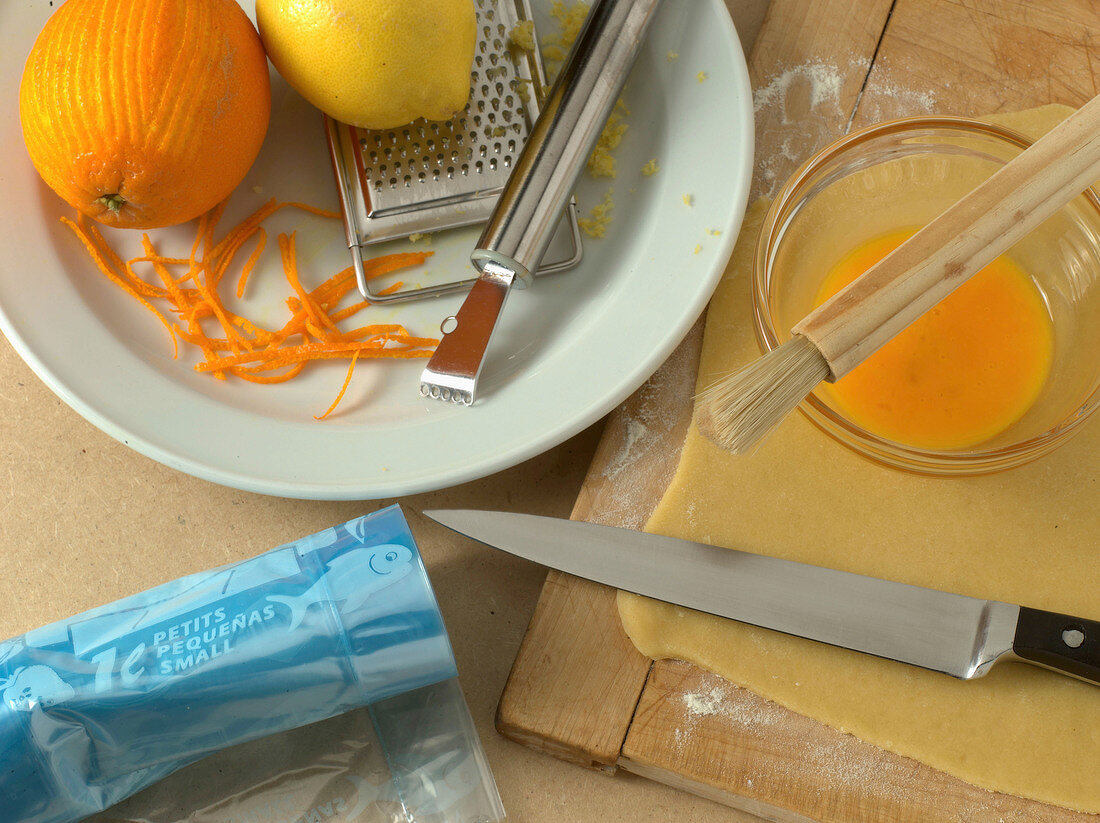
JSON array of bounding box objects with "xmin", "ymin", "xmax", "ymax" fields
[
  {"xmin": 231, "ymin": 361, "xmax": 307, "ymax": 384},
  {"xmin": 376, "ymin": 281, "xmax": 404, "ymax": 296},
  {"xmin": 193, "ymin": 336, "xmax": 437, "ymax": 372},
  {"xmin": 65, "ymin": 197, "xmax": 435, "ymax": 416},
  {"xmin": 339, "ymin": 323, "xmax": 408, "ymax": 338},
  {"xmin": 227, "ymin": 347, "xmax": 433, "ymax": 374},
  {"xmin": 279, "ymin": 232, "xmax": 339, "ymax": 337},
  {"xmin": 211, "ymin": 199, "xmax": 338, "ymax": 263},
  {"xmin": 197, "ymin": 346, "xmax": 431, "ymax": 375},
  {"xmin": 175, "ymin": 325, "xmax": 427, "ymax": 355},
  {"xmin": 61, "ymin": 216, "xmax": 178, "ymax": 357},
  {"xmin": 236, "ymin": 228, "xmax": 267, "ymax": 298},
  {"xmin": 283, "ymin": 201, "xmax": 342, "ymax": 220},
  {"xmin": 212, "ymin": 198, "xmax": 280, "ymax": 261},
  {"xmin": 197, "ymin": 270, "xmax": 248, "ymax": 354},
  {"xmin": 314, "ymin": 350, "xmax": 361, "ymax": 420},
  {"xmin": 201, "ymin": 201, "xmax": 228, "ymax": 263},
  {"xmin": 129, "ymin": 254, "xmax": 194, "ymax": 266},
  {"xmin": 380, "ymin": 335, "xmax": 439, "ymax": 347},
  {"xmin": 310, "ymin": 267, "xmax": 355, "ymax": 296},
  {"xmin": 189, "ymin": 209, "xmax": 209, "ymax": 268},
  {"xmin": 326, "ymin": 301, "xmax": 371, "ymax": 325},
  {"xmin": 361, "ymin": 252, "xmax": 431, "ymax": 281},
  {"xmin": 81, "ymin": 219, "xmax": 161, "ymax": 299}
]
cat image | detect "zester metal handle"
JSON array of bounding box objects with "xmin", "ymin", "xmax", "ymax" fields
[{"xmin": 470, "ymin": 0, "xmax": 663, "ymax": 285}]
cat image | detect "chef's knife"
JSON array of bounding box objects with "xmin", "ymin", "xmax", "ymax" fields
[{"xmin": 424, "ymin": 509, "xmax": 1098, "ymax": 685}]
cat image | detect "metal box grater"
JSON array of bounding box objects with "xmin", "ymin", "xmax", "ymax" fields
[{"xmin": 324, "ymin": 0, "xmax": 583, "ymax": 303}]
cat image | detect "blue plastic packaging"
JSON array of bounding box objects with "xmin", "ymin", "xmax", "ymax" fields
[{"xmin": 0, "ymin": 506, "xmax": 496, "ymax": 823}]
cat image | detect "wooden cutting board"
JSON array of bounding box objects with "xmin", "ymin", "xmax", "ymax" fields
[{"xmin": 496, "ymin": 1, "xmax": 1100, "ymax": 820}]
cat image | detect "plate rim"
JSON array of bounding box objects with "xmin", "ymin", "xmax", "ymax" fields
[{"xmin": 0, "ymin": 0, "xmax": 754, "ymax": 500}]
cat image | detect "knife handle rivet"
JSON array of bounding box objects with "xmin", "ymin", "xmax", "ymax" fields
[{"xmin": 1062, "ymin": 627, "xmax": 1085, "ymax": 649}]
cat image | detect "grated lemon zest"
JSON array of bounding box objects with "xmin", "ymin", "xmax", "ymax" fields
[
  {"xmin": 508, "ymin": 20, "xmax": 536, "ymax": 51},
  {"xmin": 578, "ymin": 188, "xmax": 615, "ymax": 238}
]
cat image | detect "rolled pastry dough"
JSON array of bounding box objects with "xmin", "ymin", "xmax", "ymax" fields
[{"xmin": 617, "ymin": 106, "xmax": 1100, "ymax": 814}]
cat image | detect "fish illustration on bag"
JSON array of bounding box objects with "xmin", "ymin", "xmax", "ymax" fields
[
  {"xmin": 268, "ymin": 544, "xmax": 414, "ymax": 631},
  {"xmin": 1, "ymin": 665, "xmax": 76, "ymax": 712}
]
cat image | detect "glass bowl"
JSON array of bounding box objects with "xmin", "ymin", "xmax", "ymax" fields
[{"xmin": 754, "ymin": 116, "xmax": 1100, "ymax": 475}]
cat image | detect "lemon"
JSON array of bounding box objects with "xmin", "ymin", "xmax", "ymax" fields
[{"xmin": 256, "ymin": 0, "xmax": 476, "ymax": 130}]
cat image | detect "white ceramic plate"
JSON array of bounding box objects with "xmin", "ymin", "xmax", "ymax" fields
[{"xmin": 0, "ymin": 0, "xmax": 752, "ymax": 500}]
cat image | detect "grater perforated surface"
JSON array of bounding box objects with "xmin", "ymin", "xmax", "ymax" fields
[
  {"xmin": 362, "ymin": 0, "xmax": 534, "ymax": 214},
  {"xmin": 324, "ymin": 0, "xmax": 582, "ymax": 302}
]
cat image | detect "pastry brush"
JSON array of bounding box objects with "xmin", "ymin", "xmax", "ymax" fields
[{"xmin": 698, "ymin": 94, "xmax": 1100, "ymax": 454}]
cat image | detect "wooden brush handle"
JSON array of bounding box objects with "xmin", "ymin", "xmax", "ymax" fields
[{"xmin": 793, "ymin": 95, "xmax": 1100, "ymax": 381}]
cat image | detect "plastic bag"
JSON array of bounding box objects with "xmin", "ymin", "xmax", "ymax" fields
[
  {"xmin": 0, "ymin": 505, "xmax": 503, "ymax": 823},
  {"xmin": 92, "ymin": 678, "xmax": 503, "ymax": 823}
]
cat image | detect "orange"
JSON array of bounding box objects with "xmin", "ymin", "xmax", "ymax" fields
[{"xmin": 19, "ymin": 0, "xmax": 271, "ymax": 230}]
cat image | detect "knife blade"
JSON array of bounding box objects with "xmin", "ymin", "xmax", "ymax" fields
[{"xmin": 423, "ymin": 509, "xmax": 1098, "ymax": 685}]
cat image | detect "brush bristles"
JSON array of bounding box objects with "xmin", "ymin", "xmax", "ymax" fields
[{"xmin": 697, "ymin": 335, "xmax": 831, "ymax": 454}]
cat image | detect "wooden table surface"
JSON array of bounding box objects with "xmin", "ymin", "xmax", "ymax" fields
[
  {"xmin": 495, "ymin": 0, "xmax": 1100, "ymax": 820},
  {"xmin": 0, "ymin": 3, "xmax": 766, "ymax": 822}
]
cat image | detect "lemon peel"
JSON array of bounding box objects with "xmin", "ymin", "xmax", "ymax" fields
[
  {"xmin": 587, "ymin": 98, "xmax": 630, "ymax": 178},
  {"xmin": 256, "ymin": 0, "xmax": 476, "ymax": 130}
]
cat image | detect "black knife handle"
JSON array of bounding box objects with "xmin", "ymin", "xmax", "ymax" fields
[{"xmin": 1013, "ymin": 607, "xmax": 1099, "ymax": 685}]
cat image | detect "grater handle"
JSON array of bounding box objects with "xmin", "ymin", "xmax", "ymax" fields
[{"xmin": 470, "ymin": 0, "xmax": 663, "ymax": 286}]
